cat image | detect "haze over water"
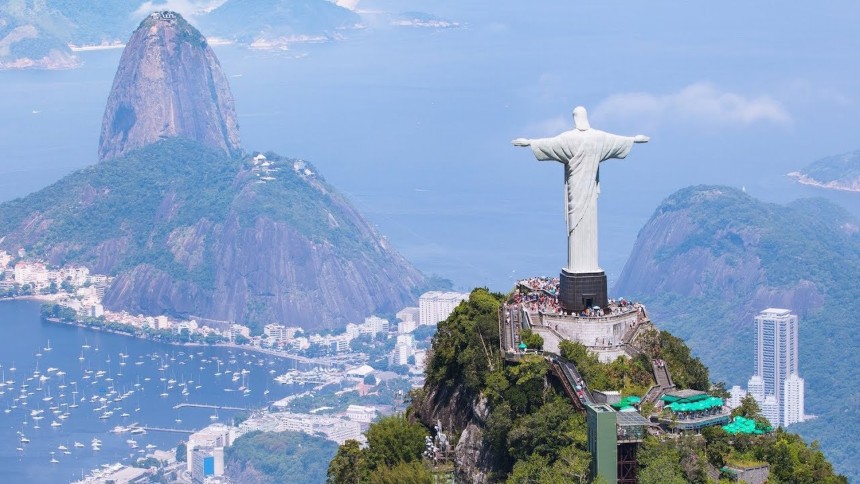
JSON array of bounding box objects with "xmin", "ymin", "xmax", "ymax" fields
[{"xmin": 1, "ymin": 1, "xmax": 860, "ymax": 292}]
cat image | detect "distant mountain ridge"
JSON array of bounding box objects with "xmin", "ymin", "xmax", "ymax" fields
[
  {"xmin": 615, "ymin": 185, "xmax": 860, "ymax": 479},
  {"xmin": 0, "ymin": 11, "xmax": 427, "ymax": 330},
  {"xmin": 0, "ymin": 13, "xmax": 79, "ymax": 69},
  {"xmin": 789, "ymin": 149, "xmax": 860, "ymax": 193},
  {"xmin": 0, "ymin": 0, "xmax": 360, "ymax": 70}
]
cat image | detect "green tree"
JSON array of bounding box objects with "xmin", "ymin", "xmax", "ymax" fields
[
  {"xmin": 507, "ymin": 453, "xmax": 553, "ymax": 484},
  {"xmin": 226, "ymin": 430, "xmax": 337, "ymax": 484},
  {"xmin": 504, "ymin": 354, "xmax": 549, "ymax": 414},
  {"xmin": 710, "ymin": 381, "xmax": 731, "ymax": 400},
  {"xmin": 426, "ymin": 288, "xmax": 502, "ymax": 392},
  {"xmin": 732, "ymin": 393, "xmax": 771, "ymax": 430},
  {"xmin": 175, "ymin": 442, "xmax": 186, "ymax": 462},
  {"xmin": 364, "ymin": 416, "xmax": 427, "ymax": 470},
  {"xmin": 327, "ymin": 439, "xmax": 364, "ymax": 484},
  {"xmin": 701, "ymin": 426, "xmax": 731, "ymax": 467},
  {"xmin": 549, "ymin": 445, "xmax": 591, "ymax": 484},
  {"xmin": 638, "ymin": 439, "xmax": 687, "ymax": 484},
  {"xmin": 519, "ymin": 329, "xmax": 544, "ymax": 350},
  {"xmin": 507, "ymin": 398, "xmax": 586, "ymax": 463},
  {"xmin": 368, "ymin": 461, "xmax": 432, "ymax": 484},
  {"xmin": 507, "ymin": 448, "xmax": 590, "ymax": 484}
]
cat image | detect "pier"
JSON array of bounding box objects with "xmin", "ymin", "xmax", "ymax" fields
[
  {"xmin": 173, "ymin": 403, "xmax": 247, "ymax": 411},
  {"xmin": 138, "ymin": 426, "xmax": 193, "ymax": 434}
]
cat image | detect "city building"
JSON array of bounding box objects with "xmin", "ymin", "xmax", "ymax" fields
[
  {"xmin": 390, "ymin": 334, "xmax": 415, "ymax": 366},
  {"xmin": 760, "ymin": 395, "xmax": 779, "ymax": 428},
  {"xmin": 264, "ymin": 323, "xmax": 289, "ymax": 343},
  {"xmin": 748, "ymin": 308, "xmax": 801, "ymax": 427},
  {"xmin": 418, "ymin": 291, "xmax": 469, "ymax": 325},
  {"xmin": 191, "ymin": 446, "xmax": 224, "ymax": 483},
  {"xmin": 396, "ymin": 307, "xmax": 419, "ymax": 323},
  {"xmin": 398, "ymin": 319, "xmax": 417, "ymax": 334},
  {"xmin": 728, "ymin": 385, "xmax": 747, "ymax": 410},
  {"xmin": 14, "ymin": 261, "xmax": 49, "ymax": 287},
  {"xmin": 362, "ymin": 316, "xmax": 390, "ymax": 338},
  {"xmin": 186, "ymin": 424, "xmax": 230, "ymax": 472},
  {"xmin": 229, "ymin": 324, "xmax": 250, "ymax": 342},
  {"xmin": 155, "ymin": 315, "xmax": 170, "ymax": 330},
  {"xmin": 747, "ymin": 375, "xmax": 764, "ymax": 401},
  {"xmin": 345, "ymin": 405, "xmax": 377, "ymax": 423},
  {"xmin": 782, "ymin": 373, "xmax": 805, "ymax": 427}
]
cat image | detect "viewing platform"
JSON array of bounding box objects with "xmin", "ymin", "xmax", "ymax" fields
[
  {"xmin": 656, "ymin": 389, "xmax": 731, "ymax": 433},
  {"xmin": 507, "ymin": 278, "xmax": 650, "ymax": 362}
]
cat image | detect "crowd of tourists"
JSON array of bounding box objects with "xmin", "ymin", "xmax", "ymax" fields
[
  {"xmin": 518, "ymin": 276, "xmax": 559, "ymax": 295},
  {"xmin": 509, "ymin": 291, "xmax": 561, "ymax": 315}
]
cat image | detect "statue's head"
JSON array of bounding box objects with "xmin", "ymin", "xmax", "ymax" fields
[{"xmin": 573, "ymin": 106, "xmax": 590, "ymax": 131}]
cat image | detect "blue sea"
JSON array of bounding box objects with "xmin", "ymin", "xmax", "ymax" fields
[
  {"xmin": 1, "ymin": 1, "xmax": 860, "ymax": 481},
  {"xmin": 0, "ymin": 300, "xmax": 307, "ymax": 482}
]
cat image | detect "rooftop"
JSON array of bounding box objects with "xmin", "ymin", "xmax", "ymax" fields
[
  {"xmin": 760, "ymin": 308, "xmax": 792, "ymax": 316},
  {"xmin": 662, "ymin": 389, "xmax": 708, "ymax": 402},
  {"xmin": 616, "ymin": 411, "xmax": 649, "ymax": 428}
]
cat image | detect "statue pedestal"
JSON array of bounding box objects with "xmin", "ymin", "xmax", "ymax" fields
[{"xmin": 559, "ymin": 269, "xmax": 607, "ymax": 313}]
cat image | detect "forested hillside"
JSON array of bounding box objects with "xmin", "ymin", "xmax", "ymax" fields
[
  {"xmin": 327, "ymin": 289, "xmax": 844, "ymax": 483},
  {"xmin": 615, "ymin": 185, "xmax": 860, "ymax": 479}
]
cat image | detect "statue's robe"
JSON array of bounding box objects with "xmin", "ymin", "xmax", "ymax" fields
[{"xmin": 529, "ymin": 129, "xmax": 634, "ymax": 273}]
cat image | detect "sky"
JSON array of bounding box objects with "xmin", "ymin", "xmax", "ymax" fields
[{"xmin": 1, "ymin": 0, "xmax": 860, "ymax": 290}]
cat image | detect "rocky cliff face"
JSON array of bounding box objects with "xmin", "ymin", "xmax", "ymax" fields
[
  {"xmin": 414, "ymin": 381, "xmax": 495, "ymax": 483},
  {"xmin": 615, "ymin": 186, "xmax": 837, "ymax": 317},
  {"xmin": 613, "ymin": 185, "xmax": 860, "ymax": 382},
  {"xmin": 0, "ymin": 12, "xmax": 428, "ymax": 329},
  {"xmin": 0, "ymin": 140, "xmax": 426, "ymax": 330},
  {"xmin": 98, "ymin": 11, "xmax": 241, "ymax": 161}
]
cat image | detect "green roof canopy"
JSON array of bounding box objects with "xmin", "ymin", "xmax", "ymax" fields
[
  {"xmin": 668, "ymin": 396, "xmax": 723, "ymax": 413},
  {"xmin": 722, "ymin": 416, "xmax": 772, "ymax": 435},
  {"xmin": 610, "ymin": 396, "xmax": 642, "ymax": 410}
]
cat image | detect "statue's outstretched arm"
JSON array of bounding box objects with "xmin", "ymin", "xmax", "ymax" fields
[
  {"xmin": 634, "ymin": 135, "xmax": 650, "ymax": 143},
  {"xmin": 512, "ymin": 138, "xmax": 531, "ymax": 146}
]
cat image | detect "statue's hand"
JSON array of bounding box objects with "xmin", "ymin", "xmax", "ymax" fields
[
  {"xmin": 634, "ymin": 135, "xmax": 650, "ymax": 143},
  {"xmin": 512, "ymin": 138, "xmax": 531, "ymax": 147}
]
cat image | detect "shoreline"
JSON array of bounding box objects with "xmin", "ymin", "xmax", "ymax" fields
[
  {"xmin": 69, "ymin": 43, "xmax": 125, "ymax": 52},
  {"xmin": 787, "ymin": 172, "xmax": 860, "ymax": 193},
  {"xmin": 36, "ymin": 312, "xmax": 331, "ymax": 366}
]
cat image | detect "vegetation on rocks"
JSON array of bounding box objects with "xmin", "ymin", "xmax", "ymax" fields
[
  {"xmin": 329, "ymin": 286, "xmax": 845, "ymax": 483},
  {"xmin": 225, "ymin": 431, "xmax": 338, "ymax": 484},
  {"xmin": 327, "ymin": 416, "xmax": 429, "ymax": 483},
  {"xmin": 616, "ymin": 185, "xmax": 860, "ymax": 478}
]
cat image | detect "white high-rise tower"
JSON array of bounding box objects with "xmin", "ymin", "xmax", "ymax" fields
[
  {"xmin": 751, "ymin": 308, "xmax": 801, "ymax": 427},
  {"xmin": 783, "ymin": 373, "xmax": 805, "ymax": 427}
]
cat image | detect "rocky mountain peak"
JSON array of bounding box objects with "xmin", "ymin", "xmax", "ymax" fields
[{"xmin": 97, "ymin": 11, "xmax": 242, "ymax": 162}]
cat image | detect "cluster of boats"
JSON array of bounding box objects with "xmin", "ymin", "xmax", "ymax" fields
[
  {"xmin": 274, "ymin": 366, "xmax": 341, "ymax": 387},
  {"xmin": 2, "ymin": 337, "xmax": 303, "ymax": 469}
]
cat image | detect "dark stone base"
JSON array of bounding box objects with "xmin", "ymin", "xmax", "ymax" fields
[{"xmin": 559, "ymin": 270, "xmax": 608, "ymax": 314}]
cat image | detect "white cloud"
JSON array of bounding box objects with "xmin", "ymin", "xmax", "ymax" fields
[
  {"xmin": 593, "ymin": 83, "xmax": 791, "ymax": 127},
  {"xmin": 334, "ymin": 0, "xmax": 361, "ymax": 11}
]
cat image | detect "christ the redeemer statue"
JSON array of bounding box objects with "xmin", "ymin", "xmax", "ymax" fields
[{"xmin": 513, "ymin": 106, "xmax": 648, "ymax": 311}]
